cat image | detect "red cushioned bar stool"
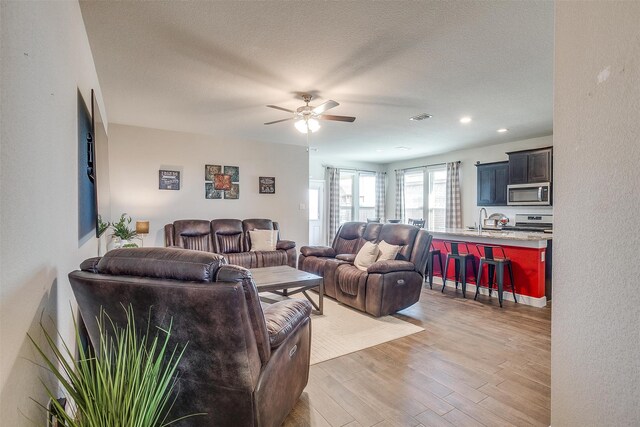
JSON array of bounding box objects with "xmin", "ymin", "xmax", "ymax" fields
[
  {"xmin": 442, "ymin": 241, "xmax": 477, "ymax": 298},
  {"xmin": 475, "ymin": 244, "xmax": 517, "ymax": 307}
]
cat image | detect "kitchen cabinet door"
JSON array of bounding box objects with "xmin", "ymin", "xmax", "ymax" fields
[
  {"xmin": 477, "ymin": 162, "xmax": 509, "ymax": 206},
  {"xmin": 508, "ymin": 152, "xmax": 529, "ymax": 184},
  {"xmin": 528, "ymin": 148, "xmax": 552, "ymax": 183}
]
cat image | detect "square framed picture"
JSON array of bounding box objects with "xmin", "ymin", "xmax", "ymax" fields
[
  {"xmin": 159, "ymin": 170, "xmax": 180, "ymax": 190},
  {"xmin": 224, "ymin": 165, "xmax": 239, "ymax": 183},
  {"xmin": 225, "ymin": 183, "xmax": 239, "ymax": 199},
  {"xmin": 259, "ymin": 176, "xmax": 275, "ymax": 194},
  {"xmin": 205, "ymin": 183, "xmax": 223, "ymax": 199},
  {"xmin": 205, "ymin": 164, "xmax": 222, "ymax": 181}
]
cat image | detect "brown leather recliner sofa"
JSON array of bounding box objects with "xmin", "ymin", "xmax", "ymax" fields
[
  {"xmin": 299, "ymin": 222, "xmax": 432, "ymax": 317},
  {"xmin": 69, "ymin": 247, "xmax": 311, "ymax": 427},
  {"xmin": 164, "ymin": 218, "xmax": 296, "ymax": 268}
]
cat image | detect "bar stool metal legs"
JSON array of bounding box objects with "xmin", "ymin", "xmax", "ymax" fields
[
  {"xmin": 475, "ymin": 244, "xmax": 517, "ymax": 307},
  {"xmin": 426, "ymin": 247, "xmax": 444, "ymax": 289},
  {"xmin": 441, "ymin": 241, "xmax": 477, "ymax": 298}
]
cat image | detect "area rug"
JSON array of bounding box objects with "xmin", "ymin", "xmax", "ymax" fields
[{"xmin": 263, "ymin": 293, "xmax": 424, "ymax": 365}]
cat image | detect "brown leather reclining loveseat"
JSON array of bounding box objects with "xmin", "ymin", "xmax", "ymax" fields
[
  {"xmin": 69, "ymin": 247, "xmax": 312, "ymax": 427},
  {"xmin": 164, "ymin": 218, "xmax": 296, "ymax": 268},
  {"xmin": 299, "ymin": 222, "xmax": 432, "ymax": 316}
]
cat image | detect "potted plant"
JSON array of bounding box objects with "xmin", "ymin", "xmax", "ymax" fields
[
  {"xmin": 110, "ymin": 213, "xmax": 138, "ymax": 248},
  {"xmin": 29, "ymin": 306, "xmax": 202, "ymax": 426}
]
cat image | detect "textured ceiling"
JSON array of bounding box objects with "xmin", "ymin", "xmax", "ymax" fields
[{"xmin": 80, "ymin": 1, "xmax": 553, "ymax": 163}]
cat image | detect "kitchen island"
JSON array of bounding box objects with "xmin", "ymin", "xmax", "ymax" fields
[{"xmin": 428, "ymin": 228, "xmax": 552, "ymax": 307}]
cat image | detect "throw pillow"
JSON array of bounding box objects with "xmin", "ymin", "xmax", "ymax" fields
[
  {"xmin": 249, "ymin": 229, "xmax": 278, "ymax": 251},
  {"xmin": 377, "ymin": 240, "xmax": 401, "ymax": 261},
  {"xmin": 354, "ymin": 241, "xmax": 380, "ymax": 271}
]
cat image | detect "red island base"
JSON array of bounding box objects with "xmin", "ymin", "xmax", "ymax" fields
[{"xmin": 429, "ymin": 234, "xmax": 550, "ymax": 307}]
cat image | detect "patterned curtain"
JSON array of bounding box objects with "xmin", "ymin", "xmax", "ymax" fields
[
  {"xmin": 375, "ymin": 171, "xmax": 386, "ymax": 222},
  {"xmin": 326, "ymin": 167, "xmax": 340, "ymax": 243},
  {"xmin": 446, "ymin": 162, "xmax": 462, "ymax": 228},
  {"xmin": 394, "ymin": 169, "xmax": 405, "ymax": 223}
]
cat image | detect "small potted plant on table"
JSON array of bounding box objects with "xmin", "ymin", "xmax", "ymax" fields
[{"xmin": 110, "ymin": 213, "xmax": 138, "ymax": 249}]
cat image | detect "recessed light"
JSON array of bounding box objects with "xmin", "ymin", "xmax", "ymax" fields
[
  {"xmin": 497, "ymin": 128, "xmax": 509, "ymax": 133},
  {"xmin": 395, "ymin": 146, "xmax": 411, "ymax": 151},
  {"xmin": 409, "ymin": 113, "xmax": 432, "ymax": 121},
  {"xmin": 459, "ymin": 116, "xmax": 472, "ymax": 124}
]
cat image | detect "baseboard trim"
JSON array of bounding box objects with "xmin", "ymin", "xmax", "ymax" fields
[{"xmin": 426, "ymin": 277, "xmax": 548, "ymax": 308}]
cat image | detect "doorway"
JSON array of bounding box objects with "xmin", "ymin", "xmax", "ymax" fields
[{"xmin": 309, "ymin": 179, "xmax": 325, "ymax": 246}]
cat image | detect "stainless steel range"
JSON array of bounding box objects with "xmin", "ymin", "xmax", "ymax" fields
[{"xmin": 502, "ymin": 214, "xmax": 553, "ymax": 233}]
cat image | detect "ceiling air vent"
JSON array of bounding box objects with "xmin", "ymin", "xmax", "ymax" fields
[{"xmin": 409, "ymin": 113, "xmax": 432, "ymax": 121}]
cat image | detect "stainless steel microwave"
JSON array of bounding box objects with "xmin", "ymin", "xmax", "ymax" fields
[{"xmin": 507, "ymin": 182, "xmax": 551, "ymax": 206}]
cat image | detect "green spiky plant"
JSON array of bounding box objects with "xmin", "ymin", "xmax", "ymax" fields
[
  {"xmin": 28, "ymin": 306, "xmax": 203, "ymax": 426},
  {"xmin": 110, "ymin": 213, "xmax": 137, "ymax": 240},
  {"xmin": 97, "ymin": 215, "xmax": 110, "ymax": 237}
]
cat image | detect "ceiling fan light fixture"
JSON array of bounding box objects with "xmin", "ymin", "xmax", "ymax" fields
[{"xmin": 295, "ymin": 118, "xmax": 320, "ymax": 133}]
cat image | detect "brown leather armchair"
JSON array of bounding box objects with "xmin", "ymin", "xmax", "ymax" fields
[
  {"xmin": 299, "ymin": 222, "xmax": 431, "ymax": 316},
  {"xmin": 69, "ymin": 248, "xmax": 311, "ymax": 427}
]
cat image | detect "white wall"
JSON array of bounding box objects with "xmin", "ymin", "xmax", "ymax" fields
[
  {"xmin": 385, "ymin": 135, "xmax": 553, "ymax": 227},
  {"xmin": 0, "ymin": 2, "xmax": 105, "ymax": 425},
  {"xmin": 309, "ymin": 154, "xmax": 387, "ymax": 180},
  {"xmin": 108, "ymin": 124, "xmax": 309, "ymax": 247},
  {"xmin": 552, "ymin": 2, "xmax": 640, "ymax": 425}
]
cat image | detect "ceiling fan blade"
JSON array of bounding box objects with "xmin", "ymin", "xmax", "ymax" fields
[
  {"xmin": 264, "ymin": 117, "xmax": 294, "ymax": 125},
  {"xmin": 318, "ymin": 114, "xmax": 356, "ymax": 123},
  {"xmin": 312, "ymin": 100, "xmax": 339, "ymax": 115},
  {"xmin": 266, "ymin": 105, "xmax": 295, "ymax": 113}
]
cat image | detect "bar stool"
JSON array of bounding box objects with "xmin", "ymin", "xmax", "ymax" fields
[
  {"xmin": 475, "ymin": 244, "xmax": 517, "ymax": 307},
  {"xmin": 425, "ymin": 243, "xmax": 444, "ymax": 289},
  {"xmin": 442, "ymin": 241, "xmax": 477, "ymax": 298}
]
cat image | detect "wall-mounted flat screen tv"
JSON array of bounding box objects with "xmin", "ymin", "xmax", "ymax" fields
[{"xmin": 91, "ymin": 89, "xmax": 111, "ymax": 237}]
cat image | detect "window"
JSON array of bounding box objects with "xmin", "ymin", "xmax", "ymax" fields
[
  {"xmin": 402, "ymin": 165, "xmax": 446, "ymax": 228},
  {"xmin": 427, "ymin": 167, "xmax": 447, "ymax": 229},
  {"xmin": 338, "ymin": 170, "xmax": 378, "ymax": 224},
  {"xmin": 339, "ymin": 171, "xmax": 355, "ymax": 223},
  {"xmin": 357, "ymin": 173, "xmax": 376, "ymax": 221},
  {"xmin": 404, "ymin": 169, "xmax": 424, "ymax": 222}
]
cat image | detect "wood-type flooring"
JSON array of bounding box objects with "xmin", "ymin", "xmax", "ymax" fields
[{"xmin": 283, "ymin": 285, "xmax": 551, "ymax": 427}]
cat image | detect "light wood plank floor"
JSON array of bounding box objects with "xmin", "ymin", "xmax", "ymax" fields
[{"xmin": 283, "ymin": 285, "xmax": 551, "ymax": 427}]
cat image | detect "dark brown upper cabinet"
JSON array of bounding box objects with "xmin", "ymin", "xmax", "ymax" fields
[
  {"xmin": 476, "ymin": 161, "xmax": 509, "ymax": 206},
  {"xmin": 507, "ymin": 147, "xmax": 553, "ymax": 184}
]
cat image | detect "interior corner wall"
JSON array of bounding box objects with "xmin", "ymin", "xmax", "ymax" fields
[
  {"xmin": 107, "ymin": 124, "xmax": 309, "ymax": 248},
  {"xmin": 0, "ymin": 1, "xmax": 105, "ymax": 425},
  {"xmin": 553, "ymin": 2, "xmax": 640, "ymax": 425},
  {"xmin": 385, "ymin": 135, "xmax": 553, "ymax": 226}
]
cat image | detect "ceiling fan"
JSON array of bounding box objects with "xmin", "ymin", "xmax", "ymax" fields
[{"xmin": 264, "ymin": 94, "xmax": 356, "ymax": 133}]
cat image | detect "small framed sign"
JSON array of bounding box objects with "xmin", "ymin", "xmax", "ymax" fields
[
  {"xmin": 159, "ymin": 170, "xmax": 180, "ymax": 190},
  {"xmin": 259, "ymin": 176, "xmax": 275, "ymax": 194}
]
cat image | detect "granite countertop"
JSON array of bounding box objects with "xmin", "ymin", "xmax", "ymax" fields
[{"xmin": 427, "ymin": 228, "xmax": 553, "ymax": 241}]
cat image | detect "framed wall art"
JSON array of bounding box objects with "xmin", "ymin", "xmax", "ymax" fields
[
  {"xmin": 259, "ymin": 176, "xmax": 275, "ymax": 194},
  {"xmin": 159, "ymin": 170, "xmax": 180, "ymax": 190},
  {"xmin": 205, "ymin": 164, "xmax": 239, "ymax": 199}
]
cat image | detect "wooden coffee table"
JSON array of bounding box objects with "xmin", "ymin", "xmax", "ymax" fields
[{"xmin": 249, "ymin": 265, "xmax": 324, "ymax": 315}]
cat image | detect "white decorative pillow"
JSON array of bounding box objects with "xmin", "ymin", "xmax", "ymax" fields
[
  {"xmin": 354, "ymin": 241, "xmax": 380, "ymax": 271},
  {"xmin": 377, "ymin": 240, "xmax": 401, "ymax": 261},
  {"xmin": 249, "ymin": 229, "xmax": 278, "ymax": 251}
]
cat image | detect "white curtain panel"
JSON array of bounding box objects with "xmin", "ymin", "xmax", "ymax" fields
[
  {"xmin": 445, "ymin": 162, "xmax": 462, "ymax": 228},
  {"xmin": 394, "ymin": 169, "xmax": 405, "ymax": 223},
  {"xmin": 326, "ymin": 167, "xmax": 340, "ymax": 243},
  {"xmin": 375, "ymin": 171, "xmax": 386, "ymax": 222}
]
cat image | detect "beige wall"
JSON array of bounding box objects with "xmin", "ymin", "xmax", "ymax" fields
[
  {"xmin": 0, "ymin": 1, "xmax": 105, "ymax": 425},
  {"xmin": 108, "ymin": 124, "xmax": 309, "ymax": 248},
  {"xmin": 385, "ymin": 135, "xmax": 553, "ymax": 227},
  {"xmin": 553, "ymin": 2, "xmax": 640, "ymax": 424}
]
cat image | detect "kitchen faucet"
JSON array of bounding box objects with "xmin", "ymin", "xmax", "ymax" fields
[{"xmin": 478, "ymin": 207, "xmax": 488, "ymax": 234}]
